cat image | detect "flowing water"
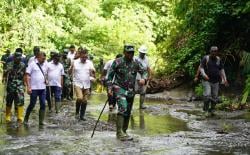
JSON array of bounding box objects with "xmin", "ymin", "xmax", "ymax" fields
[{"xmin": 0, "ymin": 84, "xmax": 250, "ymax": 154}]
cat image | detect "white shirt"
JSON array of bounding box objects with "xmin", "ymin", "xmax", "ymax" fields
[
  {"xmin": 73, "ymin": 59, "xmax": 95, "ymax": 89},
  {"xmin": 103, "ymin": 59, "xmax": 114, "ymax": 79},
  {"xmin": 135, "ymin": 56, "xmax": 150, "ymax": 80},
  {"xmin": 27, "ymin": 56, "xmax": 36, "ymax": 66},
  {"xmin": 26, "ymin": 59, "xmax": 48, "ymax": 90},
  {"xmin": 67, "ymin": 52, "xmax": 76, "ymax": 62},
  {"xmin": 47, "ymin": 61, "xmax": 64, "ymax": 87}
]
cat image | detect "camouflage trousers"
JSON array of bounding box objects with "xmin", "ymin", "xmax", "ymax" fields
[
  {"xmin": 6, "ymin": 91, "xmax": 24, "ymax": 107},
  {"xmin": 113, "ymin": 85, "xmax": 135, "ymax": 117}
]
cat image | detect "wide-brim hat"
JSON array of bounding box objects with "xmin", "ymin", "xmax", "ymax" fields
[{"xmin": 138, "ymin": 45, "xmax": 147, "ymax": 53}]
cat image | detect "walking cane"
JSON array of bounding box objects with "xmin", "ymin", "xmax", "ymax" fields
[{"xmin": 91, "ymin": 99, "xmax": 109, "ymax": 138}]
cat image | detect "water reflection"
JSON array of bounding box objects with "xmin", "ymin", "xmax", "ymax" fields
[
  {"xmin": 6, "ymin": 123, "xmax": 29, "ymax": 137},
  {"xmin": 130, "ymin": 110, "xmax": 145, "ymax": 130},
  {"xmin": 129, "ymin": 109, "xmax": 189, "ymax": 136}
]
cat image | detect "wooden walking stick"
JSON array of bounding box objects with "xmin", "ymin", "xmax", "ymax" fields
[{"xmin": 91, "ymin": 99, "xmax": 109, "ymax": 138}]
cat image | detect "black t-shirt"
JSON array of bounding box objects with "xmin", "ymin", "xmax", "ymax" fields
[{"xmin": 201, "ymin": 56, "xmax": 223, "ymax": 83}]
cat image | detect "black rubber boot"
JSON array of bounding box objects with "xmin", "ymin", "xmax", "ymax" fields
[
  {"xmin": 23, "ymin": 109, "xmax": 32, "ymax": 125},
  {"xmin": 79, "ymin": 103, "xmax": 87, "ymax": 121},
  {"xmin": 203, "ymin": 98, "xmax": 210, "ymax": 112},
  {"xmin": 75, "ymin": 100, "xmax": 81, "ymax": 119},
  {"xmin": 209, "ymin": 99, "xmax": 217, "ymax": 116}
]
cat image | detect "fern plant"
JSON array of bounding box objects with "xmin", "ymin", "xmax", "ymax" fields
[{"xmin": 241, "ymin": 75, "xmax": 250, "ymax": 104}]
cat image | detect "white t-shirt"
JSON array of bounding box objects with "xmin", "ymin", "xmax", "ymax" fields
[
  {"xmin": 73, "ymin": 59, "xmax": 95, "ymax": 89},
  {"xmin": 47, "ymin": 61, "xmax": 64, "ymax": 87},
  {"xmin": 26, "ymin": 59, "xmax": 48, "ymax": 90},
  {"xmin": 135, "ymin": 56, "xmax": 150, "ymax": 80},
  {"xmin": 67, "ymin": 52, "xmax": 76, "ymax": 62},
  {"xmin": 103, "ymin": 59, "xmax": 114, "ymax": 79}
]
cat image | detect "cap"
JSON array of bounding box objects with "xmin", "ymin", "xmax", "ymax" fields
[
  {"xmin": 210, "ymin": 46, "xmax": 218, "ymax": 53},
  {"xmin": 138, "ymin": 45, "xmax": 147, "ymax": 53},
  {"xmin": 14, "ymin": 52, "xmax": 22, "ymax": 58},
  {"xmin": 124, "ymin": 45, "xmax": 135, "ymax": 52}
]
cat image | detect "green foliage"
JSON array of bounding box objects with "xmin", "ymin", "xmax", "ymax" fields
[
  {"xmin": 216, "ymin": 95, "xmax": 232, "ymax": 110},
  {"xmin": 241, "ymin": 75, "xmax": 250, "ymax": 104},
  {"xmin": 0, "ymin": 0, "xmax": 157, "ymax": 61},
  {"xmin": 194, "ymin": 83, "xmax": 203, "ymax": 97},
  {"xmin": 0, "ymin": 0, "xmax": 249, "ymax": 87}
]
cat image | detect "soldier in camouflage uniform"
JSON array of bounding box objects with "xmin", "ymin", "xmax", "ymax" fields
[
  {"xmin": 107, "ymin": 45, "xmax": 147, "ymax": 141},
  {"xmin": 4, "ymin": 50, "xmax": 26, "ymax": 123},
  {"xmin": 1, "ymin": 49, "xmax": 11, "ymax": 71},
  {"xmin": 61, "ymin": 49, "xmax": 72, "ymax": 100}
]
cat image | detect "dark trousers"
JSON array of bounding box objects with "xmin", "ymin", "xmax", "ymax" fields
[
  {"xmin": 46, "ymin": 86, "xmax": 62, "ymax": 109},
  {"xmin": 26, "ymin": 89, "xmax": 46, "ymax": 113}
]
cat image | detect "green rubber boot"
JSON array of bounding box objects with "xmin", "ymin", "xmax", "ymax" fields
[
  {"xmin": 117, "ymin": 115, "xmax": 133, "ymax": 141},
  {"xmin": 39, "ymin": 110, "xmax": 46, "ymax": 125},
  {"xmin": 122, "ymin": 116, "xmax": 133, "ymax": 141}
]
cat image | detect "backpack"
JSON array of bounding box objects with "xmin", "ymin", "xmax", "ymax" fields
[{"xmin": 204, "ymin": 55, "xmax": 221, "ymax": 71}]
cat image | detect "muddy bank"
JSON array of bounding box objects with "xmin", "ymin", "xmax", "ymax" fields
[{"xmin": 147, "ymin": 71, "xmax": 186, "ymax": 94}]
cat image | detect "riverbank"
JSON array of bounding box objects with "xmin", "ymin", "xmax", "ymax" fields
[{"xmin": 0, "ymin": 90, "xmax": 250, "ymax": 154}]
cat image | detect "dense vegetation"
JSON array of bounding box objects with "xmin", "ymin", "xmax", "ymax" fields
[{"xmin": 0, "ymin": 0, "xmax": 250, "ymax": 102}]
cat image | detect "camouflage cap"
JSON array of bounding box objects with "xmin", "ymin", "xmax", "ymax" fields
[
  {"xmin": 124, "ymin": 45, "xmax": 135, "ymax": 52},
  {"xmin": 14, "ymin": 52, "xmax": 22, "ymax": 58}
]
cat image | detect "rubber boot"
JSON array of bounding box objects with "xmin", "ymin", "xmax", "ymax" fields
[
  {"xmin": 75, "ymin": 100, "xmax": 81, "ymax": 119},
  {"xmin": 80, "ymin": 103, "xmax": 87, "ymax": 121},
  {"xmin": 55, "ymin": 102, "xmax": 59, "ymax": 113},
  {"xmin": 210, "ymin": 100, "xmax": 216, "ymax": 116},
  {"xmin": 116, "ymin": 115, "xmax": 127, "ymax": 141},
  {"xmin": 5, "ymin": 106, "xmax": 12, "ymax": 123},
  {"xmin": 122, "ymin": 116, "xmax": 133, "ymax": 140},
  {"xmin": 47, "ymin": 100, "xmax": 52, "ymax": 113},
  {"xmin": 17, "ymin": 106, "xmax": 24, "ymax": 124},
  {"xmin": 139, "ymin": 94, "xmax": 146, "ymax": 109},
  {"xmin": 203, "ymin": 98, "xmax": 210, "ymax": 112},
  {"xmin": 39, "ymin": 110, "xmax": 45, "ymax": 125},
  {"xmin": 23, "ymin": 110, "xmax": 31, "ymax": 125}
]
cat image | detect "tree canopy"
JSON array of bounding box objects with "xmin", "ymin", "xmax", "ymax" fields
[{"xmin": 0, "ymin": 0, "xmax": 250, "ymax": 79}]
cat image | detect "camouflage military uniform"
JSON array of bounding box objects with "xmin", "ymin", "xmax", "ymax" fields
[
  {"xmin": 61, "ymin": 57, "xmax": 72, "ymax": 100},
  {"xmin": 5, "ymin": 61, "xmax": 26, "ymax": 107},
  {"xmin": 107, "ymin": 55, "xmax": 147, "ymax": 141},
  {"xmin": 4, "ymin": 52, "xmax": 26, "ymax": 123},
  {"xmin": 107, "ymin": 57, "xmax": 147, "ymax": 116}
]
